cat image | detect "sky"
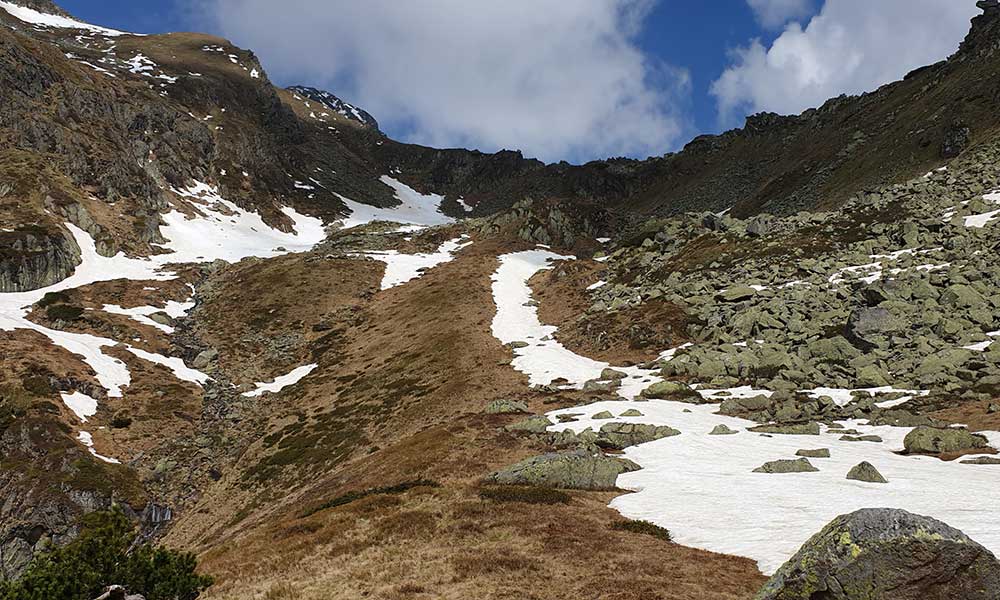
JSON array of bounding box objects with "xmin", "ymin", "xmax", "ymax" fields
[{"xmin": 53, "ymin": 0, "xmax": 981, "ymax": 164}]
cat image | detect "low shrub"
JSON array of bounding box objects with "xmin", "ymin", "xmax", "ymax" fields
[
  {"xmin": 300, "ymin": 479, "xmax": 441, "ymax": 518},
  {"xmin": 478, "ymin": 485, "xmax": 571, "ymax": 505},
  {"xmin": 611, "ymin": 519, "xmax": 672, "ymax": 542},
  {"xmin": 45, "ymin": 304, "xmax": 84, "ymax": 321},
  {"xmin": 0, "ymin": 507, "xmax": 213, "ymax": 600}
]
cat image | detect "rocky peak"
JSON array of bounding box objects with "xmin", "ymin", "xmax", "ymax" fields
[
  {"xmin": 961, "ymin": 0, "xmax": 1000, "ymax": 55},
  {"xmin": 4, "ymin": 0, "xmax": 70, "ymax": 17},
  {"xmin": 287, "ymin": 85, "xmax": 380, "ymax": 131}
]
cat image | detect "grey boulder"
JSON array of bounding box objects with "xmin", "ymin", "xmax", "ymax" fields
[{"xmin": 756, "ymin": 508, "xmax": 1000, "ymax": 599}]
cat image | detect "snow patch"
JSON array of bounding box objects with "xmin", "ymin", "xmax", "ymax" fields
[
  {"xmin": 242, "ymin": 363, "xmax": 318, "ymax": 397},
  {"xmin": 361, "ymin": 236, "xmax": 472, "ymax": 290},
  {"xmin": 336, "ymin": 177, "xmax": 453, "ymax": 230},
  {"xmin": 0, "ymin": 1, "xmax": 130, "ymax": 36},
  {"xmin": 61, "ymin": 391, "xmax": 98, "ymax": 422}
]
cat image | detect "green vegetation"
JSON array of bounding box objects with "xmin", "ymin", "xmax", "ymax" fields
[
  {"xmin": 0, "ymin": 508, "xmax": 212, "ymax": 600},
  {"xmin": 0, "ymin": 385, "xmax": 31, "ymax": 434},
  {"xmin": 300, "ymin": 479, "xmax": 441, "ymax": 518},
  {"xmin": 479, "ymin": 485, "xmax": 571, "ymax": 505},
  {"xmin": 610, "ymin": 520, "xmax": 673, "ymax": 542},
  {"xmin": 45, "ymin": 304, "xmax": 84, "ymax": 321},
  {"xmin": 37, "ymin": 291, "xmax": 70, "ymax": 308}
]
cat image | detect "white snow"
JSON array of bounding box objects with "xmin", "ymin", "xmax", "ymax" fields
[
  {"xmin": 801, "ymin": 386, "xmax": 929, "ymax": 407},
  {"xmin": 965, "ymin": 209, "xmax": 1000, "ymax": 228},
  {"xmin": 0, "ymin": 2, "xmax": 130, "ymax": 36},
  {"xmin": 586, "ymin": 280, "xmax": 607, "ymax": 291},
  {"xmin": 456, "ymin": 197, "xmax": 474, "ymax": 213},
  {"xmin": 361, "ymin": 236, "xmax": 472, "ymax": 290},
  {"xmin": 0, "ymin": 182, "xmax": 326, "ymax": 398},
  {"xmin": 101, "ymin": 299, "xmax": 194, "ymax": 334},
  {"xmin": 546, "ymin": 400, "xmax": 1000, "ymax": 575},
  {"xmin": 125, "ymin": 346, "xmax": 210, "ymax": 386},
  {"xmin": 77, "ymin": 430, "xmax": 120, "ymax": 464},
  {"xmin": 490, "ymin": 250, "xmax": 673, "ymax": 397},
  {"xmin": 242, "ymin": 363, "xmax": 318, "ymax": 397},
  {"xmin": 61, "ymin": 391, "xmax": 98, "ymax": 422},
  {"xmin": 250, "ymin": 68, "xmax": 259, "ymax": 79},
  {"xmin": 335, "ymin": 177, "xmax": 454, "ymax": 230},
  {"xmin": 964, "ymin": 340, "xmax": 995, "ymax": 352}
]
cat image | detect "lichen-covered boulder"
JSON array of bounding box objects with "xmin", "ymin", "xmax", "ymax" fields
[
  {"xmin": 485, "ymin": 399, "xmax": 530, "ymax": 414},
  {"xmin": 595, "ymin": 422, "xmax": 680, "ymax": 450},
  {"xmin": 756, "ymin": 508, "xmax": 1000, "ymax": 600},
  {"xmin": 640, "ymin": 380, "xmax": 703, "ymax": 402},
  {"xmin": 903, "ymin": 426, "xmax": 989, "ymax": 455},
  {"xmin": 486, "ymin": 451, "xmax": 639, "ymax": 490}
]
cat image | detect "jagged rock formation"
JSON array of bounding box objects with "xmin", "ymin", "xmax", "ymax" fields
[
  {"xmin": 756, "ymin": 509, "xmax": 1000, "ymax": 599},
  {"xmin": 286, "ymin": 85, "xmax": 380, "ymax": 131}
]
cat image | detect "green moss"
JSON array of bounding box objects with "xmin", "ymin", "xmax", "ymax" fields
[
  {"xmin": 479, "ymin": 486, "xmax": 571, "ymax": 505},
  {"xmin": 45, "ymin": 304, "xmax": 84, "ymax": 321},
  {"xmin": 610, "ymin": 520, "xmax": 672, "ymax": 542},
  {"xmin": 299, "ymin": 479, "xmax": 441, "ymax": 518}
]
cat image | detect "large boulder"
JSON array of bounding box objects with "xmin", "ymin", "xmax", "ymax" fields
[
  {"xmin": 486, "ymin": 451, "xmax": 640, "ymax": 490},
  {"xmin": 595, "ymin": 422, "xmax": 680, "ymax": 450},
  {"xmin": 756, "ymin": 508, "xmax": 1000, "ymax": 599},
  {"xmin": 640, "ymin": 380, "xmax": 702, "ymax": 402},
  {"xmin": 903, "ymin": 426, "xmax": 990, "ymax": 455},
  {"xmin": 845, "ymin": 308, "xmax": 903, "ymax": 351}
]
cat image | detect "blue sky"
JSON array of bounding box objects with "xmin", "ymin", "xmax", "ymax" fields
[{"xmin": 53, "ymin": 0, "xmax": 978, "ymax": 163}]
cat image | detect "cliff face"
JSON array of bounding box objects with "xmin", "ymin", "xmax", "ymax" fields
[{"xmin": 0, "ymin": 227, "xmax": 79, "ymax": 293}]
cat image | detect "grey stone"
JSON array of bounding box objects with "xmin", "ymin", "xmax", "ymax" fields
[
  {"xmin": 504, "ymin": 415, "xmax": 552, "ymax": 434},
  {"xmin": 486, "ymin": 450, "xmax": 640, "ymax": 490},
  {"xmin": 485, "ymin": 399, "xmax": 529, "ymax": 414},
  {"xmin": 903, "ymin": 426, "xmax": 990, "ymax": 455},
  {"xmin": 753, "ymin": 458, "xmax": 819, "ymax": 474},
  {"xmin": 592, "ymin": 411, "xmax": 614, "ymax": 420},
  {"xmin": 709, "ymin": 424, "xmax": 739, "ymax": 435},
  {"xmin": 596, "ymin": 422, "xmax": 680, "ymax": 450},
  {"xmin": 756, "ymin": 508, "xmax": 1000, "ymax": 600},
  {"xmin": 840, "ymin": 435, "xmax": 883, "ymax": 443},
  {"xmin": 846, "ymin": 461, "xmax": 888, "ymax": 483},
  {"xmin": 640, "ymin": 380, "xmax": 702, "ymax": 402},
  {"xmin": 750, "ymin": 422, "xmax": 821, "ymax": 435},
  {"xmin": 192, "ymin": 349, "xmax": 218, "ymax": 369},
  {"xmin": 796, "ymin": 448, "xmax": 831, "ymax": 458}
]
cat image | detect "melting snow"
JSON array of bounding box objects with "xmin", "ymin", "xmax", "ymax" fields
[
  {"xmin": 61, "ymin": 391, "xmax": 98, "ymax": 422},
  {"xmin": 361, "ymin": 236, "xmax": 472, "ymax": 290},
  {"xmin": 547, "ymin": 401, "xmax": 1000, "ymax": 575},
  {"xmin": 586, "ymin": 280, "xmax": 607, "ymax": 291},
  {"xmin": 101, "ymin": 299, "xmax": 194, "ymax": 334},
  {"xmin": 242, "ymin": 363, "xmax": 318, "ymax": 397},
  {"xmin": 0, "ymin": 1, "xmax": 130, "ymax": 36},
  {"xmin": 336, "ymin": 177, "xmax": 454, "ymax": 230},
  {"xmin": 125, "ymin": 346, "xmax": 210, "ymax": 385},
  {"xmin": 77, "ymin": 430, "xmax": 120, "ymax": 464}
]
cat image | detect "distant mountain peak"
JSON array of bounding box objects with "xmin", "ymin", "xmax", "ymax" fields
[
  {"xmin": 3, "ymin": 0, "xmax": 69, "ymax": 17},
  {"xmin": 287, "ymin": 85, "xmax": 380, "ymax": 131}
]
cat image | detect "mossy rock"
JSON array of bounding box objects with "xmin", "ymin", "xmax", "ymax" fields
[{"xmin": 756, "ymin": 508, "xmax": 1000, "ymax": 599}]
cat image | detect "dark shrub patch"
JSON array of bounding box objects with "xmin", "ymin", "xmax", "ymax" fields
[
  {"xmin": 46, "ymin": 304, "xmax": 84, "ymax": 321},
  {"xmin": 611, "ymin": 520, "xmax": 672, "ymax": 542},
  {"xmin": 300, "ymin": 479, "xmax": 441, "ymax": 518},
  {"xmin": 478, "ymin": 485, "xmax": 571, "ymax": 505},
  {"xmin": 37, "ymin": 291, "xmax": 69, "ymax": 308}
]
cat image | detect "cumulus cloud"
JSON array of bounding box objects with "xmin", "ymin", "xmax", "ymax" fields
[
  {"xmin": 747, "ymin": 0, "xmax": 814, "ymax": 29},
  {"xmin": 194, "ymin": 0, "xmax": 691, "ymax": 163},
  {"xmin": 712, "ymin": 0, "xmax": 980, "ymax": 125}
]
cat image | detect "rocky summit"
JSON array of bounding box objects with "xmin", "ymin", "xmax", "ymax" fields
[{"xmin": 1, "ymin": 1, "xmax": 1000, "ymax": 599}]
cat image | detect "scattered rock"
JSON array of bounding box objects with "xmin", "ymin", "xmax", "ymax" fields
[
  {"xmin": 192, "ymin": 349, "xmax": 218, "ymax": 370},
  {"xmin": 592, "ymin": 411, "xmax": 614, "ymax": 420},
  {"xmin": 846, "ymin": 461, "xmax": 888, "ymax": 483},
  {"xmin": 961, "ymin": 456, "xmax": 1000, "ymax": 465},
  {"xmin": 709, "ymin": 424, "xmax": 738, "ymax": 435},
  {"xmin": 753, "ymin": 458, "xmax": 819, "ymax": 474},
  {"xmin": 718, "ymin": 285, "xmax": 758, "ymax": 302},
  {"xmin": 486, "ymin": 451, "xmax": 640, "ymax": 490},
  {"xmin": 619, "ymin": 409, "xmax": 643, "ymax": 417},
  {"xmin": 485, "ymin": 399, "xmax": 529, "ymax": 414},
  {"xmin": 796, "ymin": 448, "xmax": 830, "ymax": 458},
  {"xmin": 840, "ymin": 435, "xmax": 883, "ymax": 443},
  {"xmin": 601, "ymin": 368, "xmax": 627, "ymax": 380},
  {"xmin": 756, "ymin": 508, "xmax": 1000, "ymax": 600},
  {"xmin": 640, "ymin": 380, "xmax": 702, "ymax": 402},
  {"xmin": 504, "ymin": 416, "xmax": 552, "ymax": 434},
  {"xmin": 596, "ymin": 422, "xmax": 680, "ymax": 450},
  {"xmin": 749, "ymin": 422, "xmax": 820, "ymax": 435}
]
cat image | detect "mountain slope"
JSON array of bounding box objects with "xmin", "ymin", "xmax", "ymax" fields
[{"xmin": 2, "ymin": 2, "xmax": 1000, "ymax": 599}]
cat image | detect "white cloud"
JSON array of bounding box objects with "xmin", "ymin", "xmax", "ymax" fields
[
  {"xmin": 713, "ymin": 0, "xmax": 980, "ymax": 124},
  {"xmin": 747, "ymin": 0, "xmax": 813, "ymax": 29},
  {"xmin": 195, "ymin": 0, "xmax": 690, "ymax": 163}
]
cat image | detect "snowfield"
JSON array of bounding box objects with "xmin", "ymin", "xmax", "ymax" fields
[
  {"xmin": 362, "ymin": 236, "xmax": 472, "ymax": 290},
  {"xmin": 489, "ymin": 249, "xmax": 1000, "ymax": 575},
  {"xmin": 0, "ymin": 1, "xmax": 131, "ymax": 36},
  {"xmin": 335, "ymin": 176, "xmax": 455, "ymax": 230}
]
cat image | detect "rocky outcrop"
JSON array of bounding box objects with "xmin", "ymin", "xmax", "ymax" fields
[
  {"xmin": 0, "ymin": 227, "xmax": 80, "ymax": 292},
  {"xmin": 486, "ymin": 451, "xmax": 639, "ymax": 490},
  {"xmin": 752, "ymin": 458, "xmax": 818, "ymax": 474},
  {"xmin": 594, "ymin": 422, "xmax": 680, "ymax": 450},
  {"xmin": 756, "ymin": 508, "xmax": 1000, "ymax": 599}
]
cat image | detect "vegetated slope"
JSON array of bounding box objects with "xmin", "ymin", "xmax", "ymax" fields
[{"xmin": 1, "ymin": 1, "xmax": 1000, "ymax": 598}]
